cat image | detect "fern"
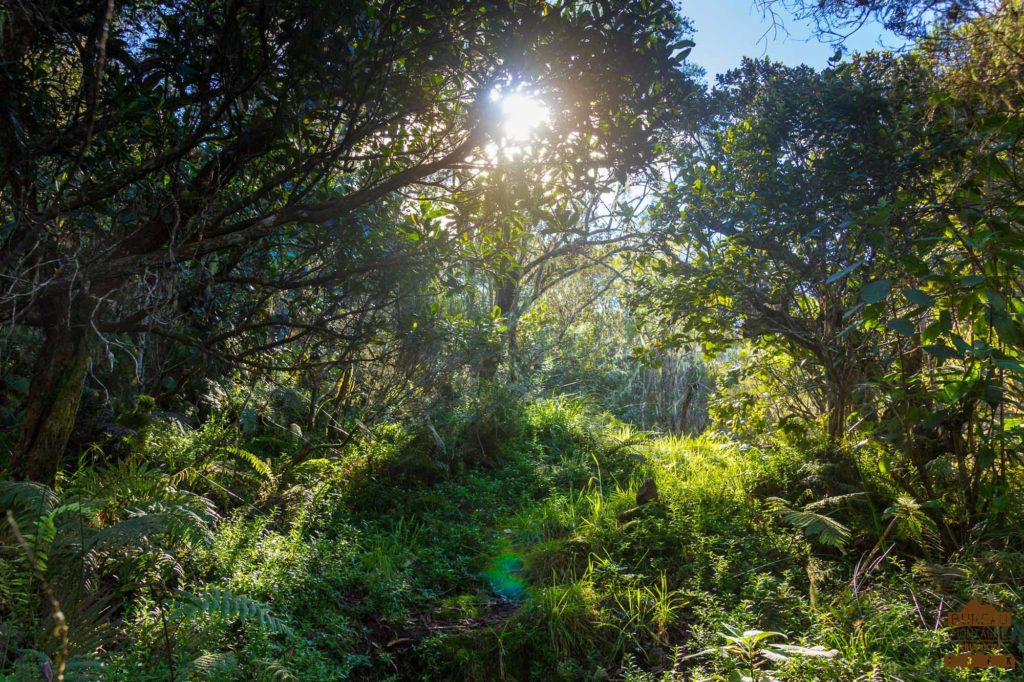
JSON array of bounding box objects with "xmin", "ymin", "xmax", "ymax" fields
[
  {"xmin": 0, "ymin": 480, "xmax": 60, "ymax": 519},
  {"xmin": 2, "ymin": 486, "xmax": 98, "ymax": 574},
  {"xmin": 169, "ymin": 460, "xmax": 217, "ymax": 487},
  {"xmin": 171, "ymin": 588, "xmax": 294, "ymax": 636},
  {"xmin": 257, "ymin": 658, "xmax": 299, "ymax": 681},
  {"xmin": 767, "ymin": 497, "xmax": 851, "ymax": 549},
  {"xmin": 803, "ymin": 492, "xmax": 866, "ymax": 512},
  {"xmin": 784, "ymin": 509, "xmax": 851, "ymax": 548},
  {"xmin": 884, "ymin": 495, "xmax": 941, "ymax": 554},
  {"xmin": 220, "ymin": 446, "xmax": 274, "ymax": 479},
  {"xmin": 63, "ymin": 655, "xmax": 107, "ymax": 680},
  {"xmin": 87, "ymin": 498, "xmax": 215, "ymax": 551},
  {"xmin": 179, "ymin": 652, "xmax": 238, "ymax": 680}
]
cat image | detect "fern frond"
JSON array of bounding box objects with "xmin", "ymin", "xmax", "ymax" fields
[
  {"xmin": 60, "ymin": 589, "xmax": 120, "ymax": 657},
  {"xmin": 0, "ymin": 480, "xmax": 60, "ymax": 519},
  {"xmin": 50, "ymin": 501, "xmax": 101, "ymax": 523},
  {"xmin": 169, "ymin": 459, "xmax": 219, "ymax": 487},
  {"xmin": 152, "ymin": 550, "xmax": 186, "ymax": 581},
  {"xmin": 171, "ymin": 588, "xmax": 293, "ymax": 636},
  {"xmin": 63, "ymin": 655, "xmax": 107, "ymax": 680},
  {"xmin": 220, "ymin": 446, "xmax": 273, "ymax": 479},
  {"xmin": 257, "ymin": 658, "xmax": 299, "ymax": 681},
  {"xmin": 87, "ymin": 499, "xmax": 214, "ymax": 551},
  {"xmin": 181, "ymin": 652, "xmax": 238, "ymax": 679},
  {"xmin": 767, "ymin": 496, "xmax": 852, "ymax": 549},
  {"xmin": 884, "ymin": 495, "xmax": 940, "ymax": 552},
  {"xmin": 803, "ymin": 492, "xmax": 866, "ymax": 511},
  {"xmin": 781, "ymin": 509, "xmax": 851, "ymax": 549}
]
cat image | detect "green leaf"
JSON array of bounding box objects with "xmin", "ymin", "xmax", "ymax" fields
[
  {"xmin": 903, "ymin": 288, "xmax": 934, "ymax": 307},
  {"xmin": 951, "ymin": 334, "xmax": 973, "ymax": 355},
  {"xmin": 886, "ymin": 318, "xmax": 916, "ymax": 335},
  {"xmin": 860, "ymin": 279, "xmax": 891, "ymax": 304},
  {"xmin": 923, "ymin": 344, "xmax": 961, "ymax": 361},
  {"xmin": 994, "ymin": 358, "xmax": 1024, "ymax": 375},
  {"xmin": 941, "ymin": 378, "xmax": 975, "ymax": 404},
  {"xmin": 975, "ymin": 155, "xmax": 1012, "ymax": 182},
  {"xmin": 826, "ymin": 260, "xmax": 863, "ymax": 284},
  {"xmin": 977, "ymin": 446, "xmax": 997, "ymax": 470},
  {"xmin": 982, "ymin": 289, "xmax": 1005, "ymax": 311},
  {"xmin": 992, "ymin": 313, "xmax": 1023, "ymax": 346},
  {"xmin": 921, "ymin": 320, "xmax": 945, "ymax": 344},
  {"xmin": 983, "ymin": 381, "xmax": 1003, "ymax": 407}
]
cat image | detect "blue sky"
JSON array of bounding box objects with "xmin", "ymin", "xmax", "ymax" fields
[{"xmin": 682, "ymin": 0, "xmax": 907, "ymax": 80}]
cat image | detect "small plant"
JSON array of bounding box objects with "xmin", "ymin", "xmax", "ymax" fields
[
  {"xmin": 688, "ymin": 623, "xmax": 838, "ymax": 681},
  {"xmin": 525, "ymin": 573, "xmax": 602, "ymax": 659},
  {"xmin": 767, "ymin": 497, "xmax": 852, "ymax": 549},
  {"xmin": 610, "ymin": 572, "xmax": 688, "ymax": 646}
]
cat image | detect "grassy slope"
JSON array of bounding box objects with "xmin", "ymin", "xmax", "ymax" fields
[
  {"xmin": 96, "ymin": 396, "xmax": 1014, "ymax": 681},
  {"xmin": 7, "ymin": 396, "xmax": 1015, "ymax": 680}
]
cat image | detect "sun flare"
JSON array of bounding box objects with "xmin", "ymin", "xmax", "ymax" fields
[{"xmin": 496, "ymin": 91, "xmax": 550, "ymax": 143}]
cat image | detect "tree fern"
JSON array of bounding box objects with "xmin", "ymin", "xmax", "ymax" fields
[
  {"xmin": 884, "ymin": 495, "xmax": 941, "ymax": 554},
  {"xmin": 87, "ymin": 499, "xmax": 215, "ymax": 552},
  {"xmin": 2, "ymin": 486, "xmax": 97, "ymax": 573},
  {"xmin": 0, "ymin": 480, "xmax": 60, "ymax": 519},
  {"xmin": 803, "ymin": 492, "xmax": 865, "ymax": 512}
]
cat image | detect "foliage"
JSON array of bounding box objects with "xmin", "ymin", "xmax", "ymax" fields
[
  {"xmin": 0, "ymin": 0, "xmax": 696, "ymax": 484},
  {"xmin": 2, "ymin": 387, "xmax": 1021, "ymax": 680},
  {"xmin": 1, "ymin": 2, "xmax": 1023, "ymax": 681},
  {"xmin": 637, "ymin": 3, "xmax": 1024, "ymax": 555}
]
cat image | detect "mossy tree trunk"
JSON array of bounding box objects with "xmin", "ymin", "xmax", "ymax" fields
[{"xmin": 10, "ymin": 321, "xmax": 92, "ymax": 484}]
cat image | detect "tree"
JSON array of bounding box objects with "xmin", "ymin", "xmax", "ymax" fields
[
  {"xmin": 637, "ymin": 56, "xmax": 937, "ymax": 444},
  {"xmin": 464, "ymin": 177, "xmax": 655, "ymax": 378},
  {"xmin": 755, "ymin": 0, "xmax": 982, "ymax": 43},
  {"xmin": 853, "ymin": 3, "xmax": 1024, "ymax": 529},
  {"xmin": 0, "ymin": 0, "xmax": 693, "ymax": 482},
  {"xmin": 637, "ymin": 5, "xmax": 1024, "ymax": 540}
]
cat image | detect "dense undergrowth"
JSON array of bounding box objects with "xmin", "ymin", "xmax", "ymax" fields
[{"xmin": 2, "ymin": 389, "xmax": 1020, "ymax": 680}]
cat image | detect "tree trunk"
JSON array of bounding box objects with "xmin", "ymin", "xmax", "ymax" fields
[
  {"xmin": 825, "ymin": 392, "xmax": 849, "ymax": 446},
  {"xmin": 481, "ymin": 274, "xmax": 518, "ymax": 380},
  {"xmin": 10, "ymin": 322, "xmax": 92, "ymax": 484},
  {"xmin": 823, "ymin": 358, "xmax": 857, "ymax": 447}
]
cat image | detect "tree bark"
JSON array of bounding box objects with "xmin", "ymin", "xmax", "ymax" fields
[
  {"xmin": 10, "ymin": 322, "xmax": 92, "ymax": 484},
  {"xmin": 825, "ymin": 385, "xmax": 850, "ymax": 447}
]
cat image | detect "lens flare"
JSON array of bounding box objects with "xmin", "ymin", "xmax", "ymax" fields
[
  {"xmin": 483, "ymin": 550, "xmax": 527, "ymax": 600},
  {"xmin": 498, "ymin": 92, "xmax": 550, "ymax": 142}
]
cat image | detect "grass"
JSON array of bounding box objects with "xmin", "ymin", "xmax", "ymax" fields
[{"xmin": 3, "ymin": 395, "xmax": 1020, "ymax": 680}]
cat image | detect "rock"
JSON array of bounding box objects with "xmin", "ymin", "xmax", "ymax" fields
[{"xmin": 636, "ymin": 477, "xmax": 658, "ymax": 505}]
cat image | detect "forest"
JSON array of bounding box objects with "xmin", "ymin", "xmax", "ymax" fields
[{"xmin": 1, "ymin": 0, "xmax": 1023, "ymax": 679}]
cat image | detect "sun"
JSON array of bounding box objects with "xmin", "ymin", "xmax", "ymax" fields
[{"xmin": 495, "ymin": 90, "xmax": 550, "ymax": 143}]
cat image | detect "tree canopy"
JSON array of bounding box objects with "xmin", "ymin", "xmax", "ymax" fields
[{"xmin": 1, "ymin": 0, "xmax": 694, "ymax": 482}]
